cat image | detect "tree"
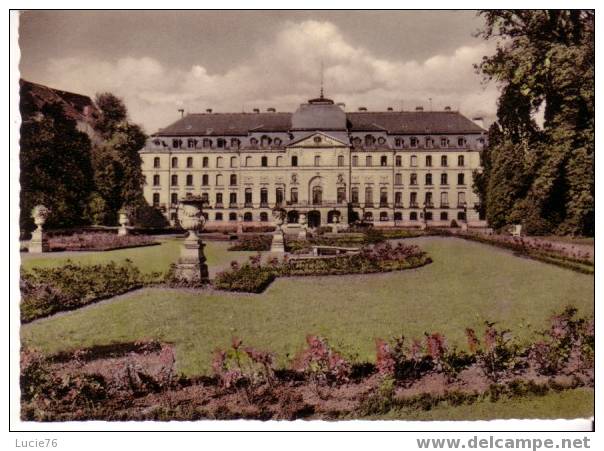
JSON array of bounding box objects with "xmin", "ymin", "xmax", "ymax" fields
[
  {"xmin": 475, "ymin": 10, "xmax": 594, "ymax": 235},
  {"xmin": 20, "ymin": 103, "xmax": 94, "ymax": 233}
]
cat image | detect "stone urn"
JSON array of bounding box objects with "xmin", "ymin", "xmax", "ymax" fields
[
  {"xmin": 117, "ymin": 210, "xmax": 130, "ymax": 236},
  {"xmin": 270, "ymin": 208, "xmax": 285, "ymax": 253},
  {"xmin": 173, "ymin": 198, "xmax": 209, "ymax": 282},
  {"xmin": 28, "ymin": 205, "xmax": 50, "ymax": 253}
]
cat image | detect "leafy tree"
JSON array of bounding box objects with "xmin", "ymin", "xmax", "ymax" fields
[
  {"xmin": 475, "ymin": 10, "xmax": 594, "ymax": 235},
  {"xmin": 19, "ymin": 103, "xmax": 94, "ymax": 233}
]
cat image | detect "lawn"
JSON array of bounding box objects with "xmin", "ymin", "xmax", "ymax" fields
[{"xmin": 21, "ymin": 237, "xmax": 594, "ymax": 377}]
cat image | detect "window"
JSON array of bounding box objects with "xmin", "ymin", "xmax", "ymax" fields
[
  {"xmin": 441, "ymin": 173, "xmax": 448, "ymax": 185},
  {"xmin": 410, "ymin": 155, "xmax": 417, "ymax": 167},
  {"xmin": 314, "ymin": 155, "xmax": 321, "ymax": 167},
  {"xmin": 290, "ymin": 187, "xmax": 298, "ymax": 204},
  {"xmin": 458, "ymin": 137, "xmax": 465, "ymax": 147},
  {"xmin": 171, "ymin": 157, "xmax": 178, "ymax": 168},
  {"xmin": 458, "ymin": 173, "xmax": 465, "ymax": 185},
  {"xmin": 441, "ymin": 137, "xmax": 448, "ymax": 148},
  {"xmin": 216, "ymin": 192, "xmax": 223, "ymax": 205},
  {"xmin": 352, "ymin": 155, "xmax": 358, "ymax": 167},
  {"xmin": 395, "ymin": 138, "xmax": 403, "ymax": 148},
  {"xmin": 202, "ymin": 157, "xmax": 209, "ymax": 168},
  {"xmin": 152, "ymin": 193, "xmax": 160, "ymax": 207},
  {"xmin": 425, "ymin": 156, "xmax": 432, "ymax": 167},
  {"xmin": 186, "ymin": 174, "xmax": 193, "ymax": 186},
  {"xmin": 171, "ymin": 174, "xmax": 178, "ymax": 186},
  {"xmin": 250, "ymin": 138, "xmax": 258, "ymax": 147},
  {"xmin": 337, "ymin": 187, "xmax": 346, "ymax": 204},
  {"xmin": 260, "ymin": 212, "xmax": 268, "ymax": 222},
  {"xmin": 187, "ymin": 139, "xmax": 196, "ymax": 149},
  {"xmin": 229, "ymin": 193, "xmax": 237, "ymax": 206},
  {"xmin": 395, "ymin": 155, "xmax": 402, "ymax": 167},
  {"xmin": 244, "ymin": 188, "xmax": 253, "ymax": 206},
  {"xmin": 441, "ymin": 155, "xmax": 448, "ymax": 167},
  {"xmin": 425, "ymin": 173, "xmax": 432, "ymax": 185},
  {"xmin": 365, "ymin": 135, "xmax": 375, "ymax": 147},
  {"xmin": 274, "ymin": 138, "xmax": 282, "ymax": 147},
  {"xmin": 394, "ymin": 212, "xmax": 403, "ymax": 221},
  {"xmin": 230, "ymin": 156, "xmax": 237, "ymax": 168},
  {"xmin": 215, "ymin": 174, "xmax": 222, "ymax": 186},
  {"xmin": 441, "ymin": 192, "xmax": 448, "ymax": 207},
  {"xmin": 410, "ymin": 137, "xmax": 418, "ymax": 148},
  {"xmin": 153, "ymin": 157, "xmax": 160, "ymax": 168},
  {"xmin": 351, "ymin": 187, "xmax": 359, "ymax": 204},
  {"xmin": 410, "ymin": 211, "xmax": 418, "ymax": 221},
  {"xmin": 410, "ymin": 192, "xmax": 418, "ymax": 207},
  {"xmin": 200, "ymin": 192, "xmax": 209, "ymax": 204},
  {"xmin": 171, "ymin": 193, "xmax": 178, "ymax": 205},
  {"xmin": 217, "ymin": 138, "xmax": 226, "ymax": 148},
  {"xmin": 458, "ymin": 155, "xmax": 465, "ymax": 166},
  {"xmin": 364, "ymin": 211, "xmax": 373, "ymax": 221},
  {"xmin": 458, "ymin": 192, "xmax": 466, "ymax": 206},
  {"xmin": 395, "ymin": 173, "xmax": 403, "ymax": 185},
  {"xmin": 291, "ymin": 156, "xmax": 298, "ymax": 167},
  {"xmin": 215, "ymin": 212, "xmax": 223, "ymax": 221},
  {"xmin": 260, "ymin": 188, "xmax": 268, "ymax": 205},
  {"xmin": 244, "ymin": 212, "xmax": 253, "ymax": 222},
  {"xmin": 276, "ymin": 156, "xmax": 283, "ymax": 167},
  {"xmin": 425, "ymin": 212, "xmax": 433, "ymax": 221},
  {"xmin": 380, "ymin": 155, "xmax": 387, "ymax": 166},
  {"xmin": 425, "ymin": 192, "xmax": 433, "ymax": 206},
  {"xmin": 275, "ymin": 187, "xmax": 284, "ymax": 205},
  {"xmin": 172, "ymin": 139, "xmax": 181, "ymax": 148},
  {"xmin": 312, "ymin": 186, "xmax": 322, "ymax": 205},
  {"xmin": 245, "ymin": 156, "xmax": 252, "ymax": 167},
  {"xmin": 457, "ymin": 211, "xmax": 466, "ymax": 221},
  {"xmin": 410, "ymin": 173, "xmax": 417, "ymax": 185},
  {"xmin": 231, "ymin": 138, "xmax": 241, "ymax": 149},
  {"xmin": 380, "ymin": 212, "xmax": 389, "ymax": 221},
  {"xmin": 365, "ymin": 186, "xmax": 373, "ymax": 205},
  {"xmin": 216, "ymin": 156, "xmax": 223, "ymax": 168},
  {"xmin": 229, "ymin": 212, "xmax": 237, "ymax": 221},
  {"xmin": 203, "ymin": 138, "xmax": 212, "ymax": 148},
  {"xmin": 380, "ymin": 187, "xmax": 388, "ymax": 206},
  {"xmin": 261, "ymin": 136, "xmax": 271, "ymax": 148},
  {"xmin": 201, "ymin": 174, "xmax": 208, "ymax": 186},
  {"xmin": 230, "ymin": 174, "xmax": 237, "ymax": 186},
  {"xmin": 425, "ymin": 137, "xmax": 433, "ymax": 148},
  {"xmin": 261, "ymin": 156, "xmax": 268, "ymax": 167},
  {"xmin": 352, "ymin": 137, "xmax": 362, "ymax": 147},
  {"xmin": 153, "ymin": 174, "xmax": 160, "ymax": 186},
  {"xmin": 338, "ymin": 155, "xmax": 344, "ymax": 167},
  {"xmin": 366, "ymin": 156, "xmax": 372, "ymax": 167},
  {"xmin": 395, "ymin": 191, "xmax": 402, "ymax": 205},
  {"xmin": 186, "ymin": 157, "xmax": 193, "ymax": 168},
  {"xmin": 440, "ymin": 212, "xmax": 448, "ymax": 221}
]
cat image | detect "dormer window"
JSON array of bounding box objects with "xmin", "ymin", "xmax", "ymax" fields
[
  {"xmin": 365, "ymin": 135, "xmax": 376, "ymax": 147},
  {"xmin": 352, "ymin": 137, "xmax": 362, "ymax": 147},
  {"xmin": 217, "ymin": 138, "xmax": 226, "ymax": 148},
  {"xmin": 261, "ymin": 135, "xmax": 272, "ymax": 148},
  {"xmin": 202, "ymin": 138, "xmax": 212, "ymax": 148},
  {"xmin": 394, "ymin": 138, "xmax": 403, "ymax": 148},
  {"xmin": 458, "ymin": 137, "xmax": 466, "ymax": 147},
  {"xmin": 441, "ymin": 137, "xmax": 448, "ymax": 148},
  {"xmin": 231, "ymin": 138, "xmax": 241, "ymax": 149},
  {"xmin": 410, "ymin": 137, "xmax": 418, "ymax": 148},
  {"xmin": 250, "ymin": 138, "xmax": 258, "ymax": 147},
  {"xmin": 274, "ymin": 137, "xmax": 282, "ymax": 146}
]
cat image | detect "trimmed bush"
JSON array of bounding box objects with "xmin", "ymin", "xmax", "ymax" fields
[
  {"xmin": 227, "ymin": 235, "xmax": 272, "ymax": 251},
  {"xmin": 48, "ymin": 232, "xmax": 157, "ymax": 252},
  {"xmin": 213, "ymin": 264, "xmax": 276, "ymax": 293}
]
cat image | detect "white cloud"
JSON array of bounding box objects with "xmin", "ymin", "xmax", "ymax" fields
[{"xmin": 41, "ymin": 20, "xmax": 498, "ymax": 133}]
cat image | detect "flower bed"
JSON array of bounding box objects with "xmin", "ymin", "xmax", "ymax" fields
[
  {"xmin": 227, "ymin": 235, "xmax": 273, "ymax": 251},
  {"xmin": 216, "ymin": 242, "xmax": 431, "ymax": 293},
  {"xmin": 20, "ymin": 307, "xmax": 594, "ymax": 421},
  {"xmin": 20, "ymin": 260, "xmax": 158, "ymax": 323},
  {"xmin": 47, "ymin": 232, "xmax": 158, "ymax": 252}
]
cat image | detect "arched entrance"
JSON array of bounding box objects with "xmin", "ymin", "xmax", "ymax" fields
[
  {"xmin": 287, "ymin": 210, "xmax": 299, "ymax": 224},
  {"xmin": 327, "ymin": 210, "xmax": 341, "ymax": 224},
  {"xmin": 307, "ymin": 210, "xmax": 321, "ymax": 228}
]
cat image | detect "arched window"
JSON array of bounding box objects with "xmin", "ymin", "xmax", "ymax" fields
[
  {"xmin": 291, "ymin": 155, "xmax": 298, "ymax": 167},
  {"xmin": 352, "ymin": 137, "xmax": 362, "ymax": 147},
  {"xmin": 215, "ymin": 174, "xmax": 223, "ymax": 186},
  {"xmin": 202, "ymin": 157, "xmax": 209, "ymax": 168},
  {"xmin": 312, "ymin": 186, "xmax": 322, "ymax": 205},
  {"xmin": 171, "ymin": 157, "xmax": 178, "ymax": 168},
  {"xmin": 153, "ymin": 174, "xmax": 160, "ymax": 186},
  {"xmin": 365, "ymin": 186, "xmax": 373, "ymax": 206},
  {"xmin": 394, "ymin": 212, "xmax": 403, "ymax": 221},
  {"xmin": 171, "ymin": 174, "xmax": 178, "ymax": 186},
  {"xmin": 261, "ymin": 156, "xmax": 268, "ymax": 167},
  {"xmin": 380, "ymin": 155, "xmax": 387, "ymax": 166},
  {"xmin": 215, "ymin": 212, "xmax": 223, "ymax": 221},
  {"xmin": 395, "ymin": 155, "xmax": 402, "ymax": 167},
  {"xmin": 230, "ymin": 174, "xmax": 237, "ymax": 186},
  {"xmin": 153, "ymin": 157, "xmax": 160, "ymax": 168},
  {"xmin": 244, "ymin": 212, "xmax": 253, "ymax": 222},
  {"xmin": 230, "ymin": 156, "xmax": 237, "ymax": 168},
  {"xmin": 337, "ymin": 155, "xmax": 344, "ymax": 167},
  {"xmin": 260, "ymin": 212, "xmax": 269, "ymax": 222},
  {"xmin": 216, "ymin": 156, "xmax": 223, "ymax": 168},
  {"xmin": 152, "ymin": 193, "xmax": 160, "ymax": 207},
  {"xmin": 186, "ymin": 174, "xmax": 193, "ymax": 186}
]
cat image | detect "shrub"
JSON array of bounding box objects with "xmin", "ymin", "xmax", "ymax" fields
[
  {"xmin": 213, "ymin": 264, "xmax": 276, "ymax": 293},
  {"xmin": 48, "ymin": 232, "xmax": 157, "ymax": 252},
  {"xmin": 228, "ymin": 235, "xmax": 273, "ymax": 251},
  {"xmin": 363, "ymin": 228, "xmax": 386, "ymax": 244},
  {"xmin": 475, "ymin": 321, "xmax": 520, "ymax": 380},
  {"xmin": 20, "ymin": 260, "xmax": 154, "ymax": 322},
  {"xmin": 292, "ymin": 335, "xmax": 351, "ymax": 385}
]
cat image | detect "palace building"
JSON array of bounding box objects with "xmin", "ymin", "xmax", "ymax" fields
[{"xmin": 140, "ymin": 93, "xmax": 487, "ymax": 228}]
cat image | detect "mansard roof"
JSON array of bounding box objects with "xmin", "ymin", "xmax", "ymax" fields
[{"xmin": 154, "ymin": 109, "xmax": 485, "ymax": 137}]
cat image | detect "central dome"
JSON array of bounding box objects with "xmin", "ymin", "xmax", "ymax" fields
[{"xmin": 291, "ymin": 94, "xmax": 346, "ymax": 131}]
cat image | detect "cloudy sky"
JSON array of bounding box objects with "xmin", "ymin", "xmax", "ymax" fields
[{"xmin": 18, "ymin": 11, "xmax": 499, "ymax": 133}]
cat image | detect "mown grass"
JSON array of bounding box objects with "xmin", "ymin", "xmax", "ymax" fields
[{"xmin": 21, "ymin": 237, "xmax": 594, "ymax": 378}]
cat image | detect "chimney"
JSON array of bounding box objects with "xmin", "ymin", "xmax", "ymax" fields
[
  {"xmin": 472, "ymin": 116, "xmax": 485, "ymax": 129},
  {"xmin": 444, "ymin": 106, "xmax": 452, "ymax": 111},
  {"xmin": 387, "ymin": 107, "xmax": 393, "ymax": 111},
  {"xmin": 178, "ymin": 108, "xmax": 185, "ymax": 118},
  {"xmin": 253, "ymin": 108, "xmax": 260, "ymax": 113},
  {"xmin": 415, "ymin": 106, "xmax": 424, "ymax": 111},
  {"xmin": 206, "ymin": 108, "xmax": 213, "ymax": 114},
  {"xmin": 267, "ymin": 107, "xmax": 276, "ymax": 112},
  {"xmin": 358, "ymin": 107, "xmax": 367, "ymax": 111}
]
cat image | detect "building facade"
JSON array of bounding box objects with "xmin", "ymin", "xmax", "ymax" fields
[{"xmin": 140, "ymin": 94, "xmax": 487, "ymax": 228}]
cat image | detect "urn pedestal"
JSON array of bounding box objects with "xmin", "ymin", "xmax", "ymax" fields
[
  {"xmin": 173, "ymin": 199, "xmax": 209, "ymax": 282},
  {"xmin": 117, "ymin": 211, "xmax": 129, "ymax": 236},
  {"xmin": 270, "ymin": 209, "xmax": 285, "ymax": 253},
  {"xmin": 28, "ymin": 205, "xmax": 50, "ymax": 253}
]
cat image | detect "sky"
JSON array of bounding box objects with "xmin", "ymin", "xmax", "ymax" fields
[{"xmin": 18, "ymin": 10, "xmax": 500, "ymax": 134}]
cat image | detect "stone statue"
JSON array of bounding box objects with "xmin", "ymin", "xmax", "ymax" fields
[
  {"xmin": 117, "ymin": 210, "xmax": 129, "ymax": 236},
  {"xmin": 291, "ymin": 173, "xmax": 297, "ymax": 184},
  {"xmin": 28, "ymin": 205, "xmax": 50, "ymax": 253},
  {"xmin": 337, "ymin": 173, "xmax": 344, "ymax": 184}
]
